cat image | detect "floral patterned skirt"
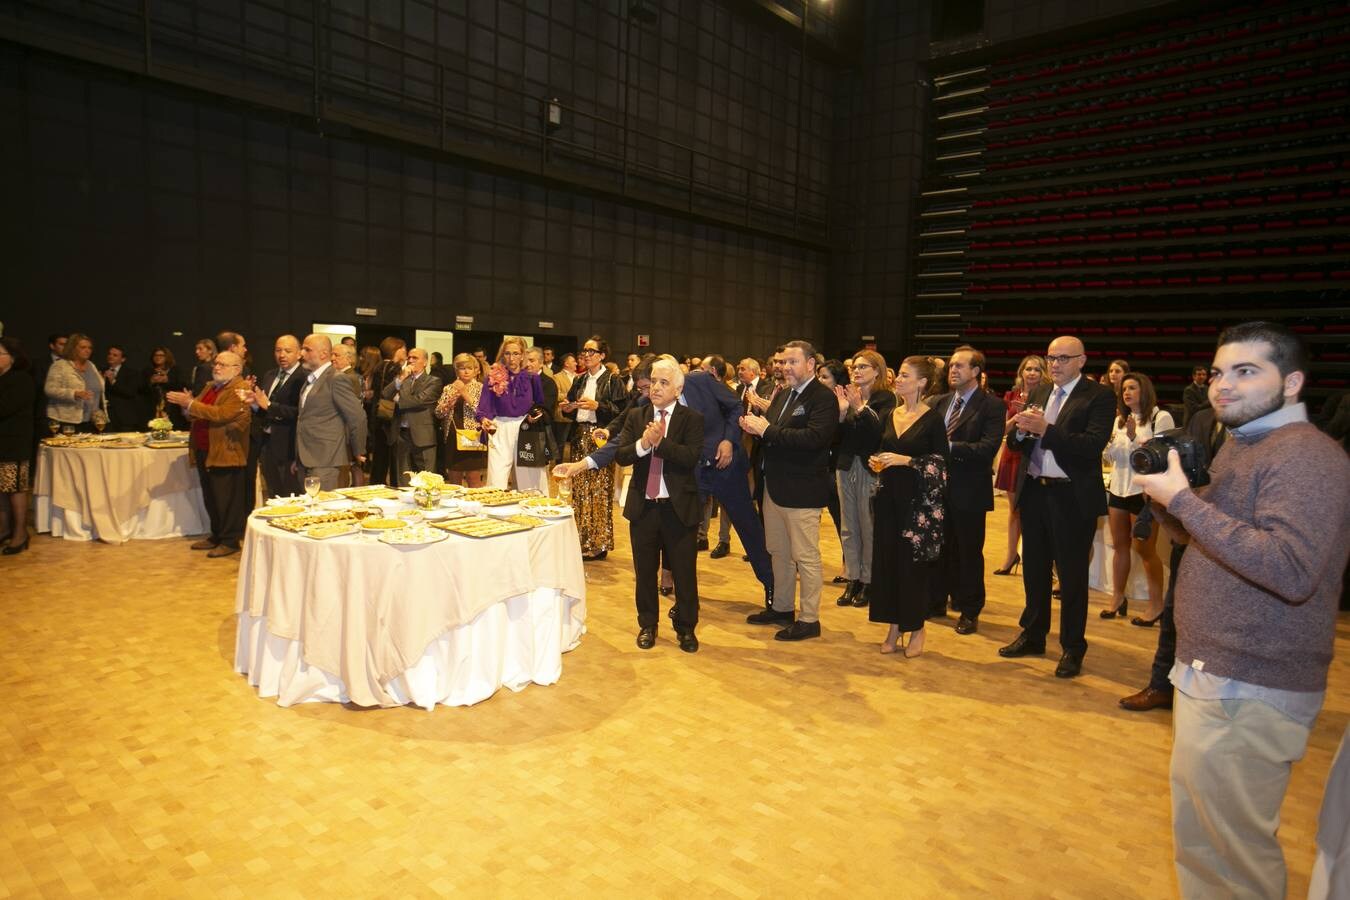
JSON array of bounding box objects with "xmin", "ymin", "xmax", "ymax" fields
[
  {"xmin": 569, "ymin": 425, "xmax": 614, "ymax": 555},
  {"xmin": 0, "ymin": 459, "xmax": 30, "ymax": 493}
]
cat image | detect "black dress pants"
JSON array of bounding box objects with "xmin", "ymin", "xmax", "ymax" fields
[
  {"xmin": 196, "ymin": 450, "xmax": 249, "ymax": 548},
  {"xmin": 630, "ymin": 500, "xmax": 699, "ymax": 632},
  {"xmin": 1147, "ymin": 542, "xmax": 1186, "ymax": 692},
  {"xmin": 1018, "ymin": 479, "xmax": 1097, "ymax": 656},
  {"xmin": 259, "ymin": 435, "xmax": 299, "ymax": 499},
  {"xmin": 928, "ymin": 505, "xmax": 989, "ymax": 618}
]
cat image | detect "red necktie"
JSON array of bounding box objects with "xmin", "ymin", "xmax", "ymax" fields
[{"xmin": 645, "ymin": 409, "xmax": 668, "ymax": 499}]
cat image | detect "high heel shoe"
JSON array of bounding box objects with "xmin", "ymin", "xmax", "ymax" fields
[
  {"xmin": 993, "ymin": 554, "xmax": 1020, "ymax": 576},
  {"xmin": 835, "ymin": 580, "xmax": 861, "ymax": 606},
  {"xmin": 2, "ymin": 537, "xmax": 30, "ymax": 556},
  {"xmin": 904, "ymin": 628, "xmax": 926, "ymax": 659},
  {"xmin": 1130, "ymin": 611, "xmax": 1163, "ymax": 627},
  {"xmin": 1100, "ymin": 598, "xmax": 1129, "ymax": 619},
  {"xmin": 881, "ymin": 627, "xmax": 901, "ymax": 654},
  {"xmin": 659, "ymin": 584, "xmax": 674, "ymax": 597}
]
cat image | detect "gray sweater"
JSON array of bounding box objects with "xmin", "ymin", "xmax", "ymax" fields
[{"xmin": 1166, "ymin": 420, "xmax": 1349, "ymax": 692}]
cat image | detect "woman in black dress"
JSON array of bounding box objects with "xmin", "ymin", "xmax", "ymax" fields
[{"xmin": 868, "ymin": 356, "xmax": 949, "ymax": 658}]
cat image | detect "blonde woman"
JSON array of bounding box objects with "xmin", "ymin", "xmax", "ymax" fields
[
  {"xmin": 994, "ymin": 355, "xmax": 1045, "ymax": 575},
  {"xmin": 476, "ymin": 338, "xmax": 546, "ymax": 491},
  {"xmin": 45, "ymin": 333, "xmax": 106, "ymax": 431},
  {"xmin": 435, "ymin": 353, "xmax": 488, "ymax": 487}
]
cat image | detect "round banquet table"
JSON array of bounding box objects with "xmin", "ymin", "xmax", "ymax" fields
[
  {"xmin": 34, "ymin": 442, "xmax": 209, "ymax": 544},
  {"xmin": 233, "ymin": 507, "xmax": 587, "ymax": 709}
]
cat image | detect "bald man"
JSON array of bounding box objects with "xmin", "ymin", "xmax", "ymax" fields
[
  {"xmin": 249, "ymin": 334, "xmax": 304, "ymax": 498},
  {"xmin": 295, "ymin": 334, "xmax": 367, "ymax": 491},
  {"xmin": 999, "ymin": 335, "xmax": 1117, "ymax": 678}
]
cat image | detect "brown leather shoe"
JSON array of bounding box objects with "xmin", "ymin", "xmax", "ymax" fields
[
  {"xmin": 206, "ymin": 544, "xmax": 239, "ymax": 558},
  {"xmin": 1119, "ymin": 687, "xmax": 1174, "ymax": 712},
  {"xmin": 190, "ymin": 539, "xmax": 218, "ymax": 551}
]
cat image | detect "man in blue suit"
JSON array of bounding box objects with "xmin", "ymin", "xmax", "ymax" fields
[{"xmin": 682, "ymin": 356, "xmax": 774, "ymax": 608}]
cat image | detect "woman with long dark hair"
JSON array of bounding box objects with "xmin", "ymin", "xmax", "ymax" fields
[
  {"xmin": 993, "ymin": 355, "xmax": 1045, "ymax": 575},
  {"xmin": 561, "ymin": 335, "xmax": 626, "ymax": 559}
]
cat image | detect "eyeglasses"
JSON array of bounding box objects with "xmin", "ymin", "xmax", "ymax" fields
[
  {"xmin": 1045, "ymin": 354, "xmax": 1084, "ymax": 365},
  {"xmin": 579, "ymin": 348, "xmax": 599, "ymax": 356}
]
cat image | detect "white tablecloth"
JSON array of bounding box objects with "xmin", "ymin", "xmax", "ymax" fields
[
  {"xmin": 34, "ymin": 443, "xmax": 208, "ymax": 543},
  {"xmin": 233, "ymin": 510, "xmax": 587, "ymax": 709}
]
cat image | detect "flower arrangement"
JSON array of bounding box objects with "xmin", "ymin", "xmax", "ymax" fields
[
  {"xmin": 405, "ymin": 471, "xmax": 446, "ymax": 490},
  {"xmin": 148, "ymin": 417, "xmax": 173, "ymax": 431},
  {"xmin": 487, "ymin": 363, "xmax": 510, "ymax": 396}
]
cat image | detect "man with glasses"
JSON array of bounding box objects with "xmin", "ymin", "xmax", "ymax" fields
[
  {"xmin": 166, "ymin": 352, "xmax": 252, "ymax": 558},
  {"xmin": 999, "ymin": 335, "xmax": 1116, "ymax": 677}
]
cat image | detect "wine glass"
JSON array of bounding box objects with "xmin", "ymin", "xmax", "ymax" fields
[
  {"xmin": 61, "ymin": 424, "xmax": 75, "ymax": 437},
  {"xmin": 93, "ymin": 419, "xmax": 106, "ymax": 434},
  {"xmin": 592, "ymin": 432, "xmax": 608, "ymax": 449},
  {"xmin": 47, "ymin": 420, "xmax": 60, "ymax": 436},
  {"xmin": 304, "ymin": 476, "xmax": 321, "ymax": 506},
  {"xmin": 554, "ymin": 470, "xmax": 572, "ymax": 503}
]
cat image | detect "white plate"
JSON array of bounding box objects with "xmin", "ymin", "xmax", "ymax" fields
[
  {"xmin": 527, "ymin": 506, "xmax": 573, "ymax": 519},
  {"xmin": 267, "ymin": 495, "xmax": 307, "ymax": 507},
  {"xmin": 303, "ymin": 523, "xmax": 360, "ymax": 540},
  {"xmin": 379, "ymin": 526, "xmax": 449, "ymax": 546},
  {"xmin": 319, "ymin": 498, "xmax": 354, "ymax": 511}
]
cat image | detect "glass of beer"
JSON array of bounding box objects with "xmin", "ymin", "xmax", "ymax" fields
[{"xmin": 868, "ymin": 454, "xmax": 885, "ymax": 474}]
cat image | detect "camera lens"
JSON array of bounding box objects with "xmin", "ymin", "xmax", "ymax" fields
[{"xmin": 1130, "ymin": 446, "xmax": 1165, "ymax": 474}]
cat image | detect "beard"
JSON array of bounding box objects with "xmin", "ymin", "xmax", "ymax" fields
[{"xmin": 1214, "ymin": 386, "xmax": 1285, "ymax": 428}]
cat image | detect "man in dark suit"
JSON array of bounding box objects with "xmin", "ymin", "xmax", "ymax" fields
[
  {"xmin": 102, "ymin": 345, "xmax": 142, "ymax": 431},
  {"xmin": 381, "ymin": 348, "xmax": 442, "ymax": 483},
  {"xmin": 248, "ymin": 334, "xmax": 304, "ymax": 499},
  {"xmin": 296, "ymin": 334, "xmax": 368, "ymax": 491},
  {"xmin": 1000, "ymin": 335, "xmax": 1117, "ymax": 678},
  {"xmin": 927, "ymin": 346, "xmax": 1006, "ymax": 633},
  {"xmin": 683, "ymin": 358, "xmax": 775, "ymax": 607},
  {"xmin": 614, "ymin": 359, "xmax": 705, "ymax": 653},
  {"xmin": 188, "ymin": 338, "xmax": 215, "ymax": 394},
  {"xmin": 739, "ymin": 340, "xmax": 839, "ymax": 641}
]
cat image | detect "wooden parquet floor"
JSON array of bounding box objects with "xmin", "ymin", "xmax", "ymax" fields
[{"xmin": 2, "ymin": 497, "xmax": 1346, "ymax": 898}]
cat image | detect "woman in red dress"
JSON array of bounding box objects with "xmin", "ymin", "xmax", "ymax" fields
[{"xmin": 993, "ymin": 355, "xmax": 1045, "ymax": 575}]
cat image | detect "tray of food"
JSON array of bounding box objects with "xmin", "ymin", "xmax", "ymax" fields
[
  {"xmin": 268, "ymin": 511, "xmax": 357, "ymax": 532},
  {"xmin": 378, "ymin": 524, "xmax": 449, "ymax": 546},
  {"xmin": 497, "ymin": 513, "xmax": 546, "ymax": 528},
  {"xmin": 458, "ymin": 489, "xmax": 539, "ymax": 507},
  {"xmin": 518, "ymin": 496, "xmax": 572, "ymax": 517},
  {"xmin": 335, "ymin": 485, "xmax": 402, "ymax": 501},
  {"xmin": 256, "ymin": 504, "xmax": 308, "ymax": 518},
  {"xmin": 359, "ymin": 517, "xmax": 405, "ymax": 532},
  {"xmin": 303, "ymin": 522, "xmax": 360, "ymax": 540},
  {"xmin": 435, "ymin": 515, "xmax": 535, "ymax": 539}
]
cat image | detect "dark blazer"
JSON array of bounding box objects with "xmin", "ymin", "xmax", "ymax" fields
[
  {"xmin": 930, "ymin": 387, "xmax": 1005, "ymax": 511},
  {"xmin": 565, "ymin": 368, "xmax": 626, "ymax": 429},
  {"xmin": 615, "ymin": 402, "xmax": 704, "ymax": 527},
  {"xmin": 103, "ymin": 365, "xmax": 142, "ymax": 429},
  {"xmin": 680, "ymin": 370, "xmax": 742, "ymax": 464},
  {"xmin": 0, "ymin": 369, "xmax": 36, "ymax": 461},
  {"xmin": 736, "ymin": 378, "xmax": 774, "ymax": 405},
  {"xmin": 760, "ymin": 377, "xmax": 839, "ymax": 509},
  {"xmin": 1008, "ymin": 377, "xmax": 1117, "ymax": 517},
  {"xmin": 188, "ymin": 361, "xmax": 213, "ymax": 395},
  {"xmin": 835, "ymin": 388, "xmax": 896, "ymax": 472},
  {"xmin": 253, "ymin": 364, "xmax": 305, "ymax": 451}
]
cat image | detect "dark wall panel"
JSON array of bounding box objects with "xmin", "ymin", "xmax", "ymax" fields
[{"xmin": 1, "ymin": 45, "xmax": 825, "ymax": 366}]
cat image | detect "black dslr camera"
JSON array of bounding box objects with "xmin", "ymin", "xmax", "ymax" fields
[{"xmin": 1129, "ymin": 428, "xmax": 1211, "ymax": 488}]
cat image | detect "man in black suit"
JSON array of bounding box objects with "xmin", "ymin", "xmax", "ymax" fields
[
  {"xmin": 1000, "ymin": 335, "xmax": 1117, "ymax": 678},
  {"xmin": 248, "ymin": 334, "xmax": 305, "ymax": 499},
  {"xmin": 739, "ymin": 340, "xmax": 839, "ymax": 641},
  {"xmin": 927, "ymin": 346, "xmax": 1006, "ymax": 633},
  {"xmin": 188, "ymin": 338, "xmax": 216, "ymax": 394},
  {"xmin": 102, "ymin": 345, "xmax": 142, "ymax": 431},
  {"xmin": 614, "ymin": 358, "xmax": 705, "ymax": 653}
]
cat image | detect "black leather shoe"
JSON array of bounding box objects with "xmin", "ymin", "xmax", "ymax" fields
[
  {"xmin": 677, "ymin": 631, "xmax": 699, "ymax": 653},
  {"xmin": 696, "ymin": 538, "xmax": 709, "ymax": 551},
  {"xmin": 955, "ymin": 614, "xmax": 978, "ymax": 635},
  {"xmin": 998, "ymin": 633, "xmax": 1046, "ymax": 657},
  {"xmin": 741, "ymin": 553, "xmax": 750, "ymax": 561},
  {"xmin": 747, "ymin": 608, "xmax": 794, "ymax": 626},
  {"xmin": 835, "ymin": 580, "xmax": 861, "ymax": 606},
  {"xmin": 636, "ymin": 626, "xmax": 657, "ymax": 650},
  {"xmin": 774, "ymin": 620, "xmax": 820, "ymax": 641},
  {"xmin": 709, "ymin": 542, "xmax": 730, "ymax": 559},
  {"xmin": 831, "ymin": 575, "xmax": 849, "ymax": 584},
  {"xmin": 1054, "ymin": 652, "xmax": 1084, "ymax": 679},
  {"xmin": 1119, "ymin": 686, "xmax": 1174, "ymax": 711},
  {"xmin": 850, "ymin": 583, "xmax": 870, "ymax": 608}
]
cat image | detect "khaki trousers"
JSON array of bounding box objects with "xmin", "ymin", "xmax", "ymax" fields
[
  {"xmin": 1171, "ymin": 691, "xmax": 1312, "ymax": 900},
  {"xmin": 762, "ymin": 492, "xmax": 823, "ymax": 624}
]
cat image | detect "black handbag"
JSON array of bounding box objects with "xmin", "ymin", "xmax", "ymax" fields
[{"xmin": 516, "ymin": 417, "xmax": 558, "ymax": 468}]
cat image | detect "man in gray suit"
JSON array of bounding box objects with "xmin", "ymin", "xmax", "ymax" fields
[
  {"xmin": 381, "ymin": 347, "xmax": 442, "ymax": 484},
  {"xmin": 295, "ymin": 334, "xmax": 367, "ymax": 491}
]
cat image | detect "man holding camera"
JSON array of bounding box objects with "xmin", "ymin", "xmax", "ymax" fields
[{"xmin": 1134, "ymin": 321, "xmax": 1350, "ymax": 900}]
